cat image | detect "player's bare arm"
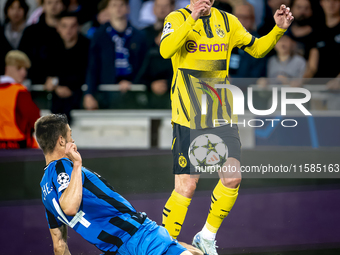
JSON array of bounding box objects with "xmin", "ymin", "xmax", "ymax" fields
[
  {"xmin": 50, "ymin": 225, "xmax": 71, "ymax": 255},
  {"xmin": 59, "ymin": 142, "xmax": 83, "ymax": 216}
]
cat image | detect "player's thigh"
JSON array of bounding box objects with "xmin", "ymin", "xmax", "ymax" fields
[{"xmin": 172, "ymin": 123, "xmax": 191, "ymax": 175}]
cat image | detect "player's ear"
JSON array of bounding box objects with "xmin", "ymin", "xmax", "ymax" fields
[{"xmin": 58, "ymin": 136, "xmax": 66, "ymax": 147}]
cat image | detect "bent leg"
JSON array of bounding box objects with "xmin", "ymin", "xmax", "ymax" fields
[{"xmin": 162, "ymin": 174, "xmax": 200, "ymax": 239}]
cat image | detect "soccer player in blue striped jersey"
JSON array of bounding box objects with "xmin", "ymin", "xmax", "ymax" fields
[{"xmin": 36, "ymin": 114, "xmax": 195, "ymax": 255}]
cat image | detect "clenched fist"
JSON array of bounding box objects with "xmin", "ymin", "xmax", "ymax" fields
[{"xmin": 65, "ymin": 142, "xmax": 82, "ymax": 165}]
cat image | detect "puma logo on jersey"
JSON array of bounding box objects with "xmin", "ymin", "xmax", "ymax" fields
[{"xmin": 193, "ymin": 29, "xmax": 201, "ymax": 36}]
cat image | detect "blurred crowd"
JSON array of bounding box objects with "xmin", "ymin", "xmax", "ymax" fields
[{"xmin": 0, "ymin": 0, "xmax": 340, "ymax": 122}]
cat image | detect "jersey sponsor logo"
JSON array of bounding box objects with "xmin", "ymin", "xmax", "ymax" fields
[
  {"xmin": 215, "ymin": 25, "xmax": 225, "ymax": 38},
  {"xmin": 185, "ymin": 40, "xmax": 228, "ymax": 53},
  {"xmin": 162, "ymin": 22, "xmax": 174, "ymax": 38},
  {"xmin": 178, "ymin": 153, "xmax": 187, "ymax": 168},
  {"xmin": 57, "ymin": 172, "xmax": 70, "ymax": 192}
]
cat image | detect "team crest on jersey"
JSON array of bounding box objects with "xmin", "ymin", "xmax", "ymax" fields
[
  {"xmin": 162, "ymin": 22, "xmax": 174, "ymax": 38},
  {"xmin": 215, "ymin": 25, "xmax": 225, "ymax": 38},
  {"xmin": 178, "ymin": 153, "xmax": 187, "ymax": 168}
]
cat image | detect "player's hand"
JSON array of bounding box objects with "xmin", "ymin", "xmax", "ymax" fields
[
  {"xmin": 83, "ymin": 94, "xmax": 98, "ymax": 110},
  {"xmin": 55, "ymin": 86, "xmax": 73, "ymax": 98},
  {"xmin": 65, "ymin": 142, "xmax": 82, "ymax": 165},
  {"xmin": 274, "ymin": 4, "xmax": 294, "ymax": 29},
  {"xmin": 191, "ymin": 0, "xmax": 212, "ymax": 21}
]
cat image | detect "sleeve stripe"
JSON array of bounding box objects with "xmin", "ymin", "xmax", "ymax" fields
[
  {"xmin": 176, "ymin": 10, "xmax": 186, "ymax": 21},
  {"xmin": 46, "ymin": 208, "xmax": 60, "ymax": 228},
  {"xmin": 241, "ymin": 36, "xmax": 256, "ymax": 50},
  {"xmin": 219, "ymin": 10, "xmax": 230, "ymax": 33},
  {"xmin": 160, "ymin": 33, "xmax": 170, "ymax": 44},
  {"xmin": 55, "ymin": 160, "xmax": 66, "ymax": 175}
]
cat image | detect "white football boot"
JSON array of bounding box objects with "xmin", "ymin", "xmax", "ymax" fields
[{"xmin": 192, "ymin": 231, "xmax": 218, "ymax": 255}]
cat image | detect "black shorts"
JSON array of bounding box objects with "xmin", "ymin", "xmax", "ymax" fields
[{"xmin": 172, "ymin": 123, "xmax": 241, "ymax": 175}]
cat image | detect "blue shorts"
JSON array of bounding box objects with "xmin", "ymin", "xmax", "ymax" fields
[{"xmin": 116, "ymin": 218, "xmax": 186, "ymax": 255}]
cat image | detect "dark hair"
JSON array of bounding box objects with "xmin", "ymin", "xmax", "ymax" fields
[
  {"xmin": 56, "ymin": 11, "xmax": 79, "ymax": 22},
  {"xmin": 35, "ymin": 114, "xmax": 69, "ymax": 154},
  {"xmin": 41, "ymin": 0, "xmax": 70, "ymax": 8},
  {"xmin": 100, "ymin": 0, "xmax": 129, "ymax": 9},
  {"xmin": 4, "ymin": 0, "xmax": 29, "ymax": 22}
]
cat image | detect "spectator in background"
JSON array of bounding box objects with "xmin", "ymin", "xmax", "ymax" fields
[
  {"xmin": 0, "ymin": 50, "xmax": 40, "ymax": 149},
  {"xmin": 26, "ymin": 0, "xmax": 43, "ymax": 25},
  {"xmin": 229, "ymin": 3, "xmax": 267, "ymax": 82},
  {"xmin": 286, "ymin": 0, "xmax": 315, "ymax": 59},
  {"xmin": 138, "ymin": 0, "xmax": 190, "ymax": 28},
  {"xmin": 84, "ymin": 0, "xmax": 146, "ymax": 110},
  {"xmin": 44, "ymin": 12, "xmax": 89, "ymax": 123},
  {"xmin": 82, "ymin": 0, "xmax": 111, "ymax": 39},
  {"xmin": 303, "ymin": 0, "xmax": 340, "ymax": 84},
  {"xmin": 213, "ymin": 0, "xmax": 233, "ymax": 13},
  {"xmin": 19, "ymin": 0, "xmax": 68, "ymax": 84},
  {"xmin": 143, "ymin": 0, "xmax": 174, "ymax": 49},
  {"xmin": 0, "ymin": 0, "xmax": 29, "ymax": 75},
  {"xmin": 136, "ymin": 31, "xmax": 173, "ymax": 108},
  {"xmin": 258, "ymin": 0, "xmax": 291, "ymax": 35},
  {"xmin": 135, "ymin": 0, "xmax": 174, "ymax": 108},
  {"xmin": 258, "ymin": 34, "xmax": 306, "ymax": 86}
]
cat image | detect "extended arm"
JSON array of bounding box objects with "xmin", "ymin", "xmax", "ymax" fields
[
  {"xmin": 243, "ymin": 25, "xmax": 286, "ymax": 58},
  {"xmin": 50, "ymin": 225, "xmax": 71, "ymax": 255},
  {"xmin": 234, "ymin": 4, "xmax": 293, "ymax": 59},
  {"xmin": 59, "ymin": 143, "xmax": 83, "ymax": 216}
]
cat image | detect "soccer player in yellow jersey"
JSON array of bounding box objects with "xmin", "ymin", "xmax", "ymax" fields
[{"xmin": 160, "ymin": 0, "xmax": 294, "ymax": 254}]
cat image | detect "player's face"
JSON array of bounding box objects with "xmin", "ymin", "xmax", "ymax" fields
[
  {"xmin": 320, "ymin": 0, "xmax": 340, "ymax": 16},
  {"xmin": 65, "ymin": 125, "xmax": 74, "ymax": 144},
  {"xmin": 291, "ymin": 0, "xmax": 312, "ymax": 21},
  {"xmin": 108, "ymin": 0, "xmax": 129, "ymax": 20},
  {"xmin": 7, "ymin": 0, "xmax": 25, "ymax": 24},
  {"xmin": 234, "ymin": 5, "xmax": 254, "ymax": 32},
  {"xmin": 43, "ymin": 0, "xmax": 64, "ymax": 17},
  {"xmin": 154, "ymin": 0, "xmax": 174, "ymax": 21},
  {"xmin": 57, "ymin": 17, "xmax": 78, "ymax": 43}
]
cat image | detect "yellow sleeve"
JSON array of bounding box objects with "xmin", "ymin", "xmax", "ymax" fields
[
  {"xmin": 160, "ymin": 12, "xmax": 197, "ymax": 59},
  {"xmin": 231, "ymin": 15, "xmax": 286, "ymax": 59}
]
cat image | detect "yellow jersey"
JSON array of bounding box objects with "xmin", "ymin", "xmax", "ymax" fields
[{"xmin": 160, "ymin": 7, "xmax": 286, "ymax": 129}]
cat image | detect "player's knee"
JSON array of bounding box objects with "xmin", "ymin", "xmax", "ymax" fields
[
  {"xmin": 176, "ymin": 179, "xmax": 197, "ymax": 198},
  {"xmin": 220, "ymin": 177, "xmax": 242, "ymax": 189}
]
